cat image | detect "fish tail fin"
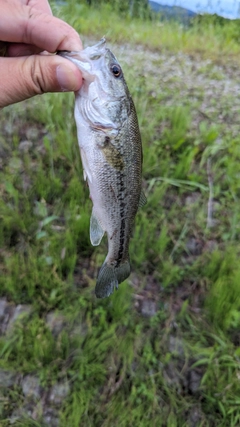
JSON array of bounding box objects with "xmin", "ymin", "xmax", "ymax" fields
[
  {"xmin": 115, "ymin": 260, "xmax": 131, "ymax": 284},
  {"xmin": 95, "ymin": 260, "xmax": 131, "ymax": 299}
]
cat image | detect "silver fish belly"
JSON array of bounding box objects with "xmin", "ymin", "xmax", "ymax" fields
[{"xmin": 59, "ymin": 39, "xmax": 146, "ymax": 298}]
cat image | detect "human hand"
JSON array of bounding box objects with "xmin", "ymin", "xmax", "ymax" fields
[{"xmin": 0, "ymin": 0, "xmax": 83, "ymax": 108}]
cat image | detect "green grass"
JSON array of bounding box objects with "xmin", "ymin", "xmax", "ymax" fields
[
  {"xmin": 54, "ymin": 1, "xmax": 240, "ymax": 62},
  {"xmin": 1, "ymin": 3, "xmax": 240, "ymax": 426}
]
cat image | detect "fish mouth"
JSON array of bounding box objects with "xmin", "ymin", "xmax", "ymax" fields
[
  {"xmin": 57, "ymin": 51, "xmax": 92, "ymax": 78},
  {"xmin": 57, "ymin": 38, "xmax": 106, "ymax": 79}
]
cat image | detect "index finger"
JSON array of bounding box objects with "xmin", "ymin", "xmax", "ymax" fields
[{"xmin": 1, "ymin": 0, "xmax": 82, "ymax": 52}]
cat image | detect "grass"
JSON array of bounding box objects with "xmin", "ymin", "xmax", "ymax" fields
[
  {"xmin": 1, "ymin": 2, "xmax": 240, "ymax": 426},
  {"xmin": 54, "ymin": 1, "xmax": 240, "ymax": 62}
]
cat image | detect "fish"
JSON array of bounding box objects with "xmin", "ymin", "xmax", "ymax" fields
[{"xmin": 58, "ymin": 39, "xmax": 146, "ymax": 298}]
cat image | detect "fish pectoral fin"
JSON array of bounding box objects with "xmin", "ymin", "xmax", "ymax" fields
[
  {"xmin": 95, "ymin": 260, "xmax": 131, "ymax": 298},
  {"xmin": 138, "ymin": 189, "xmax": 147, "ymax": 208},
  {"xmin": 80, "ymin": 149, "xmax": 93, "ymax": 183},
  {"xmin": 90, "ymin": 211, "xmax": 105, "ymax": 246}
]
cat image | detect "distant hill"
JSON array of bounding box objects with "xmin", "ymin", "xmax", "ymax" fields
[{"xmin": 149, "ymin": 1, "xmax": 196, "ymax": 22}]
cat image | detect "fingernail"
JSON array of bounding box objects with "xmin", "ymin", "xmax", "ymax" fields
[{"xmin": 56, "ymin": 63, "xmax": 80, "ymax": 92}]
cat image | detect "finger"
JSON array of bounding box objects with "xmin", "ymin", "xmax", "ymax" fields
[
  {"xmin": 0, "ymin": 41, "xmax": 8, "ymax": 57},
  {"xmin": 0, "ymin": 55, "xmax": 82, "ymax": 108},
  {"xmin": 20, "ymin": 0, "xmax": 53, "ymax": 15},
  {"xmin": 1, "ymin": 1, "xmax": 82, "ymax": 52},
  {"xmin": 7, "ymin": 43, "xmax": 42, "ymax": 57}
]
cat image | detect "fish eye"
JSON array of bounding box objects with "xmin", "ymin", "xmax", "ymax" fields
[{"xmin": 110, "ymin": 64, "xmax": 122, "ymax": 78}]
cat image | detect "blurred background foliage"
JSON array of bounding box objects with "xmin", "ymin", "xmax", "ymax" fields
[{"xmin": 85, "ymin": 0, "xmax": 151, "ymax": 19}]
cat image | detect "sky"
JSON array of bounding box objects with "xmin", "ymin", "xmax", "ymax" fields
[{"xmin": 151, "ymin": 1, "xmax": 240, "ymax": 19}]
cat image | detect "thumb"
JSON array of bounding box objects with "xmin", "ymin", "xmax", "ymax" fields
[{"xmin": 0, "ymin": 54, "xmax": 82, "ymax": 108}]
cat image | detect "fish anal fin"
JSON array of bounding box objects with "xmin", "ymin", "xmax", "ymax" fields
[{"xmin": 90, "ymin": 211, "xmax": 105, "ymax": 246}]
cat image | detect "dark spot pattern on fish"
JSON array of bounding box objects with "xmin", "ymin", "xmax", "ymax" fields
[
  {"xmin": 101, "ymin": 138, "xmax": 124, "ymax": 171},
  {"xmin": 116, "ymin": 171, "xmax": 127, "ymax": 267},
  {"xmin": 104, "ymin": 136, "xmax": 111, "ymax": 146}
]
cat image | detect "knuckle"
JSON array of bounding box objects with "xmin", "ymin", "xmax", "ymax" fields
[
  {"xmin": 31, "ymin": 56, "xmax": 46, "ymax": 94},
  {"xmin": 24, "ymin": 5, "xmax": 38, "ymax": 44},
  {"xmin": 23, "ymin": 56, "xmax": 45, "ymax": 95}
]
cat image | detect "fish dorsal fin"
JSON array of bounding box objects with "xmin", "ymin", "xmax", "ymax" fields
[
  {"xmin": 90, "ymin": 211, "xmax": 105, "ymax": 246},
  {"xmin": 138, "ymin": 190, "xmax": 147, "ymax": 208}
]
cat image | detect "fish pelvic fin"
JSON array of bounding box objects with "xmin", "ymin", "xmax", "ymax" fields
[
  {"xmin": 90, "ymin": 211, "xmax": 105, "ymax": 246},
  {"xmin": 95, "ymin": 260, "xmax": 131, "ymax": 298}
]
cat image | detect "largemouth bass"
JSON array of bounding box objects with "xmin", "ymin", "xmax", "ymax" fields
[{"xmin": 59, "ymin": 39, "xmax": 146, "ymax": 298}]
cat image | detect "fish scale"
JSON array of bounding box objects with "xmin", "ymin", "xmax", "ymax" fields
[{"xmin": 59, "ymin": 39, "xmax": 146, "ymax": 298}]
